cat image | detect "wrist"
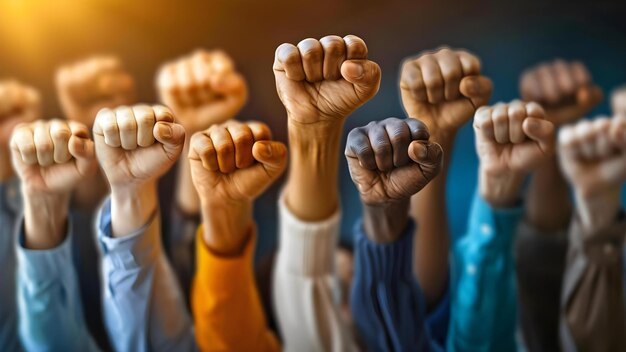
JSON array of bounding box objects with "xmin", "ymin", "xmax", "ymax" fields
[
  {"xmin": 199, "ymin": 197, "xmax": 253, "ymax": 256},
  {"xmin": 110, "ymin": 181, "xmax": 158, "ymax": 237},
  {"xmin": 362, "ymin": 198, "xmax": 411, "ymax": 243},
  {"xmin": 22, "ymin": 190, "xmax": 70, "ymax": 249},
  {"xmin": 575, "ymin": 188, "xmax": 621, "ymax": 233},
  {"xmin": 479, "ymin": 168, "xmax": 525, "ymax": 208}
]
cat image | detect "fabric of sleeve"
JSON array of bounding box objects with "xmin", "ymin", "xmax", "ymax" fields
[
  {"xmin": 16, "ymin": 216, "xmax": 100, "ymax": 352},
  {"xmin": 560, "ymin": 213, "xmax": 626, "ymax": 352},
  {"xmin": 97, "ymin": 197, "xmax": 196, "ymax": 352},
  {"xmin": 272, "ymin": 195, "xmax": 357, "ymax": 352},
  {"xmin": 447, "ymin": 191, "xmax": 523, "ymax": 352},
  {"xmin": 514, "ymin": 220, "xmax": 567, "ymax": 352},
  {"xmin": 192, "ymin": 224, "xmax": 279, "ymax": 351},
  {"xmin": 351, "ymin": 219, "xmax": 443, "ymax": 352}
]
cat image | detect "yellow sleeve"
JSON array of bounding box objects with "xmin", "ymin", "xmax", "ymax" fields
[{"xmin": 191, "ymin": 224, "xmax": 280, "ymax": 352}]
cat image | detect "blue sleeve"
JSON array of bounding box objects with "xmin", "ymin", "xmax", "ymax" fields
[
  {"xmin": 97, "ymin": 197, "xmax": 196, "ymax": 352},
  {"xmin": 350, "ymin": 219, "xmax": 443, "ymax": 352},
  {"xmin": 16, "ymin": 217, "xmax": 100, "ymax": 352},
  {"xmin": 447, "ymin": 191, "xmax": 523, "ymax": 352}
]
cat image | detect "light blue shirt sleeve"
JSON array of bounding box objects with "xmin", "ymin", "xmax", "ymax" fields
[
  {"xmin": 447, "ymin": 191, "xmax": 523, "ymax": 352},
  {"xmin": 16, "ymin": 217, "xmax": 100, "ymax": 352},
  {"xmin": 97, "ymin": 197, "xmax": 196, "ymax": 352}
]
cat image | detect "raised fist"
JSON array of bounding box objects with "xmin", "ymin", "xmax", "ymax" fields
[
  {"xmin": 10, "ymin": 119, "xmax": 96, "ymax": 194},
  {"xmin": 273, "ymin": 35, "xmax": 381, "ymax": 125},
  {"xmin": 93, "ymin": 105, "xmax": 185, "ymax": 188},
  {"xmin": 345, "ymin": 117, "xmax": 443, "ymax": 205},
  {"xmin": 188, "ymin": 120, "xmax": 287, "ymax": 203},
  {"xmin": 0, "ymin": 80, "xmax": 41, "ymax": 146},
  {"xmin": 400, "ymin": 47, "xmax": 492, "ymax": 138},
  {"xmin": 520, "ymin": 59, "xmax": 602, "ymax": 126},
  {"xmin": 611, "ymin": 85, "xmax": 626, "ymax": 116},
  {"xmin": 558, "ymin": 117, "xmax": 626, "ymax": 197},
  {"xmin": 57, "ymin": 56, "xmax": 136, "ymax": 127},
  {"xmin": 157, "ymin": 49, "xmax": 247, "ymax": 133}
]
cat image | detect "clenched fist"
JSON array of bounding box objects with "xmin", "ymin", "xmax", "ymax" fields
[
  {"xmin": 520, "ymin": 59, "xmax": 602, "ymax": 126},
  {"xmin": 94, "ymin": 105, "xmax": 185, "ymax": 188},
  {"xmin": 345, "ymin": 118, "xmax": 443, "ymax": 205},
  {"xmin": 474, "ymin": 101, "xmax": 555, "ymax": 206},
  {"xmin": 274, "ymin": 35, "xmax": 381, "ymax": 126},
  {"xmin": 11, "ymin": 120, "xmax": 96, "ymax": 194},
  {"xmin": 611, "ymin": 85, "xmax": 626, "ymax": 115},
  {"xmin": 57, "ymin": 56, "xmax": 136, "ymax": 127},
  {"xmin": 189, "ymin": 120, "xmax": 287, "ymax": 254},
  {"xmin": 158, "ymin": 49, "xmax": 247, "ymax": 133},
  {"xmin": 0, "ymin": 80, "xmax": 41, "ymax": 146},
  {"xmin": 400, "ymin": 47, "xmax": 492, "ymax": 141}
]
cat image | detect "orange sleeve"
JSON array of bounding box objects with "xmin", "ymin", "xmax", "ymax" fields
[{"xmin": 191, "ymin": 224, "xmax": 280, "ymax": 352}]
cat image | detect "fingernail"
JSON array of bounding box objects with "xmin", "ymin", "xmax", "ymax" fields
[
  {"xmin": 347, "ymin": 62, "xmax": 364, "ymax": 79},
  {"xmin": 417, "ymin": 143, "xmax": 428, "ymax": 159},
  {"xmin": 263, "ymin": 143, "xmax": 273, "ymax": 157},
  {"xmin": 526, "ymin": 118, "xmax": 540, "ymax": 132},
  {"xmin": 159, "ymin": 124, "xmax": 172, "ymax": 138}
]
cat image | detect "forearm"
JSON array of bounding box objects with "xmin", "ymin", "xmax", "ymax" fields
[
  {"xmin": 363, "ymin": 200, "xmax": 410, "ymax": 243},
  {"xmin": 110, "ymin": 182, "xmax": 158, "ymax": 237},
  {"xmin": 410, "ymin": 135, "xmax": 452, "ymax": 307},
  {"xmin": 526, "ymin": 156, "xmax": 572, "ymax": 232},
  {"xmin": 23, "ymin": 190, "xmax": 70, "ymax": 249},
  {"xmin": 284, "ymin": 120, "xmax": 342, "ymax": 221},
  {"xmin": 199, "ymin": 197, "xmax": 253, "ymax": 256},
  {"xmin": 176, "ymin": 143, "xmax": 201, "ymax": 215}
]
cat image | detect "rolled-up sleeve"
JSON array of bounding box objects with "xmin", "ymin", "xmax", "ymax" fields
[
  {"xmin": 17, "ymin": 216, "xmax": 99, "ymax": 352},
  {"xmin": 448, "ymin": 192, "xmax": 523, "ymax": 352},
  {"xmin": 98, "ymin": 197, "xmax": 196, "ymax": 352},
  {"xmin": 560, "ymin": 214, "xmax": 626, "ymax": 352}
]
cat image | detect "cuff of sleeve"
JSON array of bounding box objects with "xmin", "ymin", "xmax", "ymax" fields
[
  {"xmin": 97, "ymin": 197, "xmax": 160, "ymax": 271},
  {"xmin": 466, "ymin": 191, "xmax": 524, "ymax": 250},
  {"xmin": 277, "ymin": 193, "xmax": 341, "ymax": 277},
  {"xmin": 569, "ymin": 212, "xmax": 626, "ymax": 265},
  {"xmin": 195, "ymin": 224, "xmax": 255, "ymax": 290},
  {"xmin": 353, "ymin": 218, "xmax": 416, "ymax": 284},
  {"xmin": 16, "ymin": 216, "xmax": 74, "ymax": 282}
]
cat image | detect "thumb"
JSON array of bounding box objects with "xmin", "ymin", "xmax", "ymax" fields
[
  {"xmin": 154, "ymin": 122, "xmax": 186, "ymax": 159},
  {"xmin": 577, "ymin": 85, "xmax": 603, "ymax": 109},
  {"xmin": 460, "ymin": 75, "xmax": 493, "ymax": 108},
  {"xmin": 252, "ymin": 140, "xmax": 288, "ymax": 180},
  {"xmin": 408, "ymin": 140, "xmax": 444, "ymax": 178},
  {"xmin": 523, "ymin": 117, "xmax": 555, "ymax": 154},
  {"xmin": 68, "ymin": 136, "xmax": 96, "ymax": 176},
  {"xmin": 341, "ymin": 60, "xmax": 381, "ymax": 101}
]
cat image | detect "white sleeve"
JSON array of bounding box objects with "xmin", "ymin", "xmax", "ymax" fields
[{"xmin": 272, "ymin": 195, "xmax": 357, "ymax": 352}]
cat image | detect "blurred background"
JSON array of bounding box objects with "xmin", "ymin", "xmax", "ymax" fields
[{"xmin": 1, "ymin": 0, "xmax": 625, "ymax": 258}]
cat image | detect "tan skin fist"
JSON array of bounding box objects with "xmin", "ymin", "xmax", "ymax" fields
[
  {"xmin": 611, "ymin": 85, "xmax": 626, "ymax": 116},
  {"xmin": 273, "ymin": 35, "xmax": 381, "ymax": 126},
  {"xmin": 0, "ymin": 80, "xmax": 41, "ymax": 148},
  {"xmin": 10, "ymin": 119, "xmax": 96, "ymax": 194},
  {"xmin": 189, "ymin": 120, "xmax": 287, "ymax": 203},
  {"xmin": 57, "ymin": 56, "xmax": 136, "ymax": 128},
  {"xmin": 400, "ymin": 47, "xmax": 493, "ymax": 140},
  {"xmin": 157, "ymin": 50, "xmax": 248, "ymax": 133},
  {"xmin": 520, "ymin": 59, "xmax": 602, "ymax": 126},
  {"xmin": 93, "ymin": 105, "xmax": 185, "ymax": 188}
]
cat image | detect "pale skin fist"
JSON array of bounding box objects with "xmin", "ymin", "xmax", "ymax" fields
[
  {"xmin": 558, "ymin": 116, "xmax": 626, "ymax": 198},
  {"xmin": 345, "ymin": 117, "xmax": 444, "ymax": 205},
  {"xmin": 0, "ymin": 80, "xmax": 41, "ymax": 146},
  {"xmin": 400, "ymin": 47, "xmax": 493, "ymax": 138},
  {"xmin": 157, "ymin": 50, "xmax": 248, "ymax": 133},
  {"xmin": 611, "ymin": 85, "xmax": 626, "ymax": 116},
  {"xmin": 273, "ymin": 35, "xmax": 381, "ymax": 125},
  {"xmin": 57, "ymin": 56, "xmax": 136, "ymax": 128},
  {"xmin": 10, "ymin": 119, "xmax": 96, "ymax": 194},
  {"xmin": 188, "ymin": 120, "xmax": 287, "ymax": 203},
  {"xmin": 520, "ymin": 59, "xmax": 602, "ymax": 126},
  {"xmin": 93, "ymin": 105, "xmax": 185, "ymax": 188}
]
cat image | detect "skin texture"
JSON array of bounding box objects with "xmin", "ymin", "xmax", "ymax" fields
[
  {"xmin": 0, "ymin": 81, "xmax": 41, "ymax": 182},
  {"xmin": 188, "ymin": 120, "xmax": 287, "ymax": 256},
  {"xmin": 274, "ymin": 35, "xmax": 381, "ymax": 222},
  {"xmin": 520, "ymin": 60, "xmax": 602, "ymax": 232},
  {"xmin": 345, "ymin": 118, "xmax": 443, "ymax": 243},
  {"xmin": 157, "ymin": 49, "xmax": 248, "ymax": 216},
  {"xmin": 93, "ymin": 104, "xmax": 185, "ymax": 237},
  {"xmin": 56, "ymin": 56, "xmax": 137, "ymax": 209},
  {"xmin": 399, "ymin": 47, "xmax": 492, "ymax": 306},
  {"xmin": 558, "ymin": 117, "xmax": 626, "ymax": 232},
  {"xmin": 611, "ymin": 86, "xmax": 626, "ymax": 116},
  {"xmin": 10, "ymin": 119, "xmax": 96, "ymax": 249},
  {"xmin": 474, "ymin": 101, "xmax": 555, "ymax": 207}
]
